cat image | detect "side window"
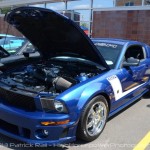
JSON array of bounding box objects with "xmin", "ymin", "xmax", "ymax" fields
[
  {"xmin": 4, "ymin": 39, "xmax": 9, "ymax": 45},
  {"xmin": 125, "ymin": 45, "xmax": 145, "ymax": 61}
]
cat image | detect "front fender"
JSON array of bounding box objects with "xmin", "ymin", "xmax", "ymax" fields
[
  {"xmin": 77, "ymin": 82, "xmax": 109, "ymax": 112},
  {"xmin": 59, "ymin": 82, "xmax": 111, "ymax": 122}
]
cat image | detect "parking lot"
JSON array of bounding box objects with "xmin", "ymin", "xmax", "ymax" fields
[{"xmin": 0, "ymin": 96, "xmax": 149, "ymax": 150}]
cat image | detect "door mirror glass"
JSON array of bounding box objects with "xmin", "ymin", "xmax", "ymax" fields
[{"xmin": 123, "ymin": 57, "xmax": 140, "ymax": 67}]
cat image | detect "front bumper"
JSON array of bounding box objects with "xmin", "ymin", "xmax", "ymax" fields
[{"xmin": 0, "ymin": 104, "xmax": 77, "ymax": 145}]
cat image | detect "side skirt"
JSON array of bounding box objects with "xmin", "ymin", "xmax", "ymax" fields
[{"xmin": 108, "ymin": 89, "xmax": 149, "ymax": 118}]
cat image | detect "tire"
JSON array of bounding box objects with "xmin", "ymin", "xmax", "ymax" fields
[{"xmin": 77, "ymin": 95, "xmax": 109, "ymax": 142}]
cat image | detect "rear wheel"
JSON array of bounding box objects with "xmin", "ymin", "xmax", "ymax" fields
[{"xmin": 77, "ymin": 95, "xmax": 109, "ymax": 142}]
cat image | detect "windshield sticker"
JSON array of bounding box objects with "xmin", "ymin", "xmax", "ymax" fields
[{"xmin": 95, "ymin": 43, "xmax": 118, "ymax": 48}]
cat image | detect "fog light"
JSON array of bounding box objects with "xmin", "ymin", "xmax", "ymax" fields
[
  {"xmin": 35, "ymin": 129, "xmax": 49, "ymax": 139},
  {"xmin": 43, "ymin": 130, "xmax": 49, "ymax": 135}
]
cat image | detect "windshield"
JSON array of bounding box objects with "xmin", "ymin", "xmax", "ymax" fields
[
  {"xmin": 94, "ymin": 42, "xmax": 123, "ymax": 68},
  {"xmin": 0, "ymin": 37, "xmax": 27, "ymax": 55},
  {"xmin": 51, "ymin": 56, "xmax": 106, "ymax": 70}
]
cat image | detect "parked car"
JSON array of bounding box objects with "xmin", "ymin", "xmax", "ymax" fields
[
  {"xmin": 0, "ymin": 7, "xmax": 150, "ymax": 145},
  {"xmin": 16, "ymin": 41, "xmax": 37, "ymax": 55},
  {"xmin": 0, "ymin": 43, "xmax": 39, "ymax": 65},
  {"xmin": 0, "ymin": 36, "xmax": 28, "ymax": 55},
  {"xmin": 0, "ymin": 34, "xmax": 37, "ymax": 56},
  {"xmin": 80, "ymin": 26, "xmax": 89, "ymax": 35}
]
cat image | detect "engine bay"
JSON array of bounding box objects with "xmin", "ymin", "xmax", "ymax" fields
[{"xmin": 0, "ymin": 59, "xmax": 100, "ymax": 94}]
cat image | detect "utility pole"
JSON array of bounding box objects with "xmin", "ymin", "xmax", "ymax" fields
[
  {"xmin": 90, "ymin": 0, "xmax": 93, "ymax": 37},
  {"xmin": 63, "ymin": 0, "xmax": 67, "ymax": 10},
  {"xmin": 113, "ymin": 0, "xmax": 116, "ymax": 7},
  {"xmin": 44, "ymin": 2, "xmax": 47, "ymax": 8},
  {"xmin": 142, "ymin": 0, "xmax": 144, "ymax": 5}
]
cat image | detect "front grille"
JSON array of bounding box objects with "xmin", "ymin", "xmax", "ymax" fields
[
  {"xmin": 0, "ymin": 87, "xmax": 36, "ymax": 111},
  {"xmin": 22, "ymin": 128, "xmax": 31, "ymax": 138},
  {"xmin": 0, "ymin": 119, "xmax": 31, "ymax": 138},
  {"xmin": 0, "ymin": 119, "xmax": 19, "ymax": 135}
]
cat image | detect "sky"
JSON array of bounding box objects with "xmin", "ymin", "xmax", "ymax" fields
[
  {"xmin": 32, "ymin": 0, "xmax": 114, "ymax": 27},
  {"xmin": 46, "ymin": 0, "xmax": 114, "ymax": 10}
]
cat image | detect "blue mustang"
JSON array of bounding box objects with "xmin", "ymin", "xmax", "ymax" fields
[{"xmin": 0, "ymin": 7, "xmax": 150, "ymax": 145}]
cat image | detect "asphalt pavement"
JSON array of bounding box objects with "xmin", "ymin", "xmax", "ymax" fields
[{"xmin": 0, "ymin": 96, "xmax": 150, "ymax": 150}]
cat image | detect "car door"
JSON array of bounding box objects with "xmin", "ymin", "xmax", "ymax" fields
[{"xmin": 111, "ymin": 45, "xmax": 150, "ymax": 110}]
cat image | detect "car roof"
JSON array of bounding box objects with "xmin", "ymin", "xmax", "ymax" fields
[
  {"xmin": 91, "ymin": 38, "xmax": 137, "ymax": 46},
  {"xmin": 0, "ymin": 34, "xmax": 15, "ymax": 37}
]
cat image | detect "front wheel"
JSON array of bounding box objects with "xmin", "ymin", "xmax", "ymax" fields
[{"xmin": 77, "ymin": 95, "xmax": 109, "ymax": 142}]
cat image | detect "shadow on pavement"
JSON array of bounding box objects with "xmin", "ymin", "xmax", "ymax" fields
[
  {"xmin": 108, "ymin": 98, "xmax": 142, "ymax": 121},
  {"xmin": 141, "ymin": 92, "xmax": 150, "ymax": 108}
]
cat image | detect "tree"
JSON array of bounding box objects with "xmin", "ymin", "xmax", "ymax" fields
[
  {"xmin": 1, "ymin": 7, "xmax": 11, "ymax": 14},
  {"xmin": 80, "ymin": 22, "xmax": 88, "ymax": 28}
]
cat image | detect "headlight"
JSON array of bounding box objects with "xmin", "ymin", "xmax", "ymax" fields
[
  {"xmin": 54, "ymin": 100, "xmax": 68, "ymax": 113},
  {"xmin": 40, "ymin": 97, "xmax": 68, "ymax": 113}
]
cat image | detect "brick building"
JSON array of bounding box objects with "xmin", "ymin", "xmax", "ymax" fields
[
  {"xmin": 1, "ymin": 0, "xmax": 150, "ymax": 44},
  {"xmin": 116, "ymin": 0, "xmax": 150, "ymax": 6},
  {"xmin": 92, "ymin": 7, "xmax": 150, "ymax": 45},
  {"xmin": 0, "ymin": 10, "xmax": 80, "ymax": 37},
  {"xmin": 0, "ymin": 15, "xmax": 22, "ymax": 36}
]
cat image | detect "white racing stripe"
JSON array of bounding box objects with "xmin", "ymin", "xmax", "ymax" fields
[{"xmin": 107, "ymin": 75, "xmax": 146, "ymax": 101}]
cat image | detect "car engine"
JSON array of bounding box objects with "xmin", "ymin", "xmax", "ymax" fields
[{"xmin": 0, "ymin": 61, "xmax": 100, "ymax": 94}]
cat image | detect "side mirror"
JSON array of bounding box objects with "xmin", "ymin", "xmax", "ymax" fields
[
  {"xmin": 123, "ymin": 57, "xmax": 140, "ymax": 67},
  {"xmin": 26, "ymin": 47, "xmax": 36, "ymax": 53}
]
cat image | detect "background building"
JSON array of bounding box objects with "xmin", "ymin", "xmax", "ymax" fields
[
  {"xmin": 0, "ymin": 0, "xmax": 100, "ymax": 37},
  {"xmin": 92, "ymin": 7, "xmax": 150, "ymax": 45},
  {"xmin": 1, "ymin": 0, "xmax": 150, "ymax": 45},
  {"xmin": 116, "ymin": 0, "xmax": 150, "ymax": 6}
]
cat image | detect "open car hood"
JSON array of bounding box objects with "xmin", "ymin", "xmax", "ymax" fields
[{"xmin": 5, "ymin": 7, "xmax": 109, "ymax": 69}]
